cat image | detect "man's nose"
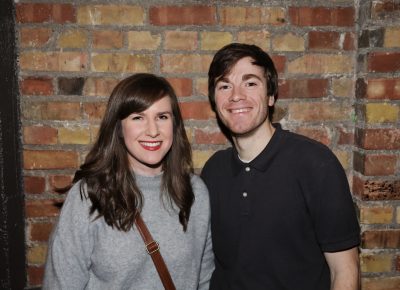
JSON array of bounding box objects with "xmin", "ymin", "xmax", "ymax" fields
[{"xmin": 229, "ymin": 86, "xmax": 245, "ymax": 102}]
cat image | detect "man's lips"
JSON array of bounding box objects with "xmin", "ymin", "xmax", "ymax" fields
[
  {"xmin": 228, "ymin": 107, "xmax": 251, "ymax": 114},
  {"xmin": 139, "ymin": 141, "xmax": 162, "ymax": 151}
]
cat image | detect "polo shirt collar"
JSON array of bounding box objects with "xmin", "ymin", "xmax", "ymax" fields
[{"xmin": 231, "ymin": 123, "xmax": 284, "ymax": 176}]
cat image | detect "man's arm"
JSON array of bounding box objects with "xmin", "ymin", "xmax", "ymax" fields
[{"xmin": 324, "ymin": 247, "xmax": 359, "ymax": 290}]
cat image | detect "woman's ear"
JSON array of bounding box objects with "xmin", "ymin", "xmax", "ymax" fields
[{"xmin": 268, "ymin": 96, "xmax": 275, "ymax": 106}]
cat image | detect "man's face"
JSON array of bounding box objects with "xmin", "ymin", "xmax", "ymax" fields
[{"xmin": 214, "ymin": 56, "xmax": 274, "ymax": 136}]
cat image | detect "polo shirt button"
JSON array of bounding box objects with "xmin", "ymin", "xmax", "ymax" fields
[
  {"xmin": 242, "ymin": 192, "xmax": 248, "ymax": 197},
  {"xmin": 245, "ymin": 167, "xmax": 250, "ymax": 172}
]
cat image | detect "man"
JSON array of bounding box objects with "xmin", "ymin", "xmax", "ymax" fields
[{"xmin": 201, "ymin": 43, "xmax": 360, "ymax": 290}]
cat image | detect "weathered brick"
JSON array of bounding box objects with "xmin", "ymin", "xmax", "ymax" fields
[
  {"xmin": 272, "ymin": 32, "xmax": 305, "ymax": 52},
  {"xmin": 49, "ymin": 175, "xmax": 73, "ymax": 193},
  {"xmin": 343, "ymin": 32, "xmax": 355, "ymax": 50},
  {"xmin": 30, "ymin": 222, "xmax": 54, "ymax": 242},
  {"xmin": 200, "ymin": 32, "xmax": 233, "ymax": 50},
  {"xmin": 161, "ymin": 54, "xmax": 213, "ymax": 74},
  {"xmin": 288, "ymin": 54, "xmax": 354, "ymax": 74},
  {"xmin": 360, "ymin": 253, "xmax": 393, "ymax": 272},
  {"xmin": 195, "ymin": 129, "xmax": 228, "ymax": 145},
  {"xmin": 27, "ymin": 266, "xmax": 44, "ymax": 287},
  {"xmin": 367, "ymin": 78, "xmax": 400, "ymax": 100},
  {"xmin": 19, "ymin": 27, "xmax": 52, "ymax": 48},
  {"xmin": 22, "ymin": 102, "xmax": 81, "ymax": 121},
  {"xmin": 27, "ymin": 244, "xmax": 47, "ymax": 265},
  {"xmin": 237, "ymin": 30, "xmax": 271, "ymax": 51},
  {"xmin": 364, "ymin": 154, "xmax": 397, "ymax": 176},
  {"xmin": 289, "ymin": 7, "xmax": 354, "ymax": 27},
  {"xmin": 294, "ymin": 127, "xmax": 331, "ymax": 146},
  {"xmin": 20, "ymin": 77, "xmax": 53, "ymax": 96},
  {"xmin": 19, "ymin": 52, "xmax": 87, "ymax": 72},
  {"xmin": 23, "ymin": 126, "xmax": 57, "ymax": 145},
  {"xmin": 278, "ymin": 79, "xmax": 329, "ymax": 99},
  {"xmin": 356, "ymin": 128, "xmax": 400, "ymax": 150},
  {"xmin": 353, "ymin": 175, "xmax": 400, "ymax": 200},
  {"xmin": 193, "ymin": 150, "xmax": 215, "ymax": 169},
  {"xmin": 24, "ymin": 150, "xmax": 79, "ymax": 170},
  {"xmin": 164, "ymin": 31, "xmax": 198, "ymax": 50},
  {"xmin": 16, "ymin": 3, "xmax": 75, "ymax": 24},
  {"xmin": 333, "ymin": 150, "xmax": 350, "ymax": 171},
  {"xmin": 289, "ymin": 102, "xmax": 351, "ymax": 122},
  {"xmin": 360, "ymin": 206, "xmax": 394, "ymax": 224},
  {"xmin": 337, "ymin": 126, "xmax": 354, "ymax": 145},
  {"xmin": 91, "ymin": 53, "xmax": 154, "ymax": 73},
  {"xmin": 384, "ymin": 27, "xmax": 400, "ymax": 47},
  {"xmin": 271, "ymin": 55, "xmax": 286, "ymax": 74},
  {"xmin": 127, "ymin": 31, "xmax": 161, "ymax": 50},
  {"xmin": 359, "ymin": 28, "xmax": 385, "ymax": 48},
  {"xmin": 371, "ymin": 0, "xmax": 400, "ymax": 20},
  {"xmin": 92, "ymin": 30, "xmax": 124, "ymax": 49},
  {"xmin": 368, "ymin": 52, "xmax": 400, "ymax": 72},
  {"xmin": 219, "ymin": 7, "xmax": 285, "ymax": 26},
  {"xmin": 58, "ymin": 127, "xmax": 91, "ymax": 145},
  {"xmin": 167, "ymin": 78, "xmax": 192, "ymax": 97},
  {"xmin": 58, "ymin": 77, "xmax": 85, "ymax": 95},
  {"xmin": 25, "ymin": 199, "xmax": 62, "ymax": 218},
  {"xmin": 83, "ymin": 77, "xmax": 119, "ymax": 97},
  {"xmin": 308, "ymin": 31, "xmax": 340, "ymax": 50},
  {"xmin": 24, "ymin": 176, "xmax": 46, "ymax": 194},
  {"xmin": 362, "ymin": 277, "xmax": 400, "ymax": 290},
  {"xmin": 195, "ymin": 78, "xmax": 208, "ymax": 97},
  {"xmin": 57, "ymin": 29, "xmax": 88, "ymax": 49},
  {"xmin": 179, "ymin": 102, "xmax": 215, "ymax": 120},
  {"xmin": 77, "ymin": 5, "xmax": 144, "ymax": 25},
  {"xmin": 362, "ymin": 230, "xmax": 400, "ymax": 249},
  {"xmin": 150, "ymin": 6, "xmax": 216, "ymax": 25},
  {"xmin": 365, "ymin": 103, "xmax": 399, "ymax": 123},
  {"xmin": 397, "ymin": 207, "xmax": 400, "ymax": 224},
  {"xmin": 332, "ymin": 77, "xmax": 354, "ymax": 98},
  {"xmin": 83, "ymin": 102, "xmax": 107, "ymax": 120},
  {"xmin": 90, "ymin": 125, "xmax": 100, "ymax": 142}
]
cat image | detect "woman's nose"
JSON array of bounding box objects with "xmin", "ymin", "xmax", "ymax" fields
[{"xmin": 145, "ymin": 120, "xmax": 159, "ymax": 137}]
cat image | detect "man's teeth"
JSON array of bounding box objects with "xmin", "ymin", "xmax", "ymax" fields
[
  {"xmin": 231, "ymin": 108, "xmax": 249, "ymax": 113},
  {"xmin": 141, "ymin": 142, "xmax": 161, "ymax": 147}
]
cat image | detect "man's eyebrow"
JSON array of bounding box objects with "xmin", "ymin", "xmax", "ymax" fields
[
  {"xmin": 242, "ymin": 74, "xmax": 262, "ymax": 81},
  {"xmin": 215, "ymin": 75, "xmax": 229, "ymax": 84}
]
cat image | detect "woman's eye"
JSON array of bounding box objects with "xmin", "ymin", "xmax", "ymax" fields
[
  {"xmin": 131, "ymin": 116, "xmax": 142, "ymax": 120},
  {"xmin": 158, "ymin": 114, "xmax": 169, "ymax": 120}
]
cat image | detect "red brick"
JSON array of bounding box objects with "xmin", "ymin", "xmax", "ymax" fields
[
  {"xmin": 92, "ymin": 30, "xmax": 123, "ymax": 49},
  {"xmin": 24, "ymin": 176, "xmax": 46, "ymax": 194},
  {"xmin": 20, "ymin": 77, "xmax": 53, "ymax": 96},
  {"xmin": 353, "ymin": 175, "xmax": 400, "ymax": 201},
  {"xmin": 49, "ymin": 175, "xmax": 73, "ymax": 193},
  {"xmin": 295, "ymin": 127, "xmax": 331, "ymax": 146},
  {"xmin": 179, "ymin": 102, "xmax": 215, "ymax": 120},
  {"xmin": 25, "ymin": 199, "xmax": 63, "ymax": 218},
  {"xmin": 364, "ymin": 155, "xmax": 397, "ymax": 176},
  {"xmin": 30, "ymin": 222, "xmax": 54, "ymax": 241},
  {"xmin": 396, "ymin": 256, "xmax": 400, "ymax": 272},
  {"xmin": 356, "ymin": 128, "xmax": 400, "ymax": 150},
  {"xmin": 371, "ymin": 0, "xmax": 400, "ymax": 20},
  {"xmin": 367, "ymin": 78, "xmax": 400, "ymax": 100},
  {"xmin": 16, "ymin": 3, "xmax": 75, "ymax": 24},
  {"xmin": 27, "ymin": 266, "xmax": 44, "ymax": 287},
  {"xmin": 150, "ymin": 6, "xmax": 216, "ymax": 25},
  {"xmin": 289, "ymin": 7, "xmax": 354, "ymax": 27},
  {"xmin": 167, "ymin": 78, "xmax": 193, "ymax": 97},
  {"xmin": 271, "ymin": 55, "xmax": 286, "ymax": 74},
  {"xmin": 195, "ymin": 129, "xmax": 228, "ymax": 145},
  {"xmin": 362, "ymin": 230, "xmax": 400, "ymax": 249},
  {"xmin": 343, "ymin": 32, "xmax": 355, "ymax": 50},
  {"xmin": 278, "ymin": 79, "xmax": 328, "ymax": 99},
  {"xmin": 83, "ymin": 102, "xmax": 107, "ymax": 120},
  {"xmin": 23, "ymin": 126, "xmax": 57, "ymax": 145},
  {"xmin": 19, "ymin": 28, "xmax": 52, "ymax": 48},
  {"xmin": 23, "ymin": 150, "xmax": 79, "ymax": 170},
  {"xmin": 308, "ymin": 31, "xmax": 340, "ymax": 50},
  {"xmin": 337, "ymin": 127, "xmax": 354, "ymax": 145},
  {"xmin": 368, "ymin": 52, "xmax": 400, "ymax": 73}
]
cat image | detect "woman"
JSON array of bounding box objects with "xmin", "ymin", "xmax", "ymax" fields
[{"xmin": 43, "ymin": 73, "xmax": 214, "ymax": 289}]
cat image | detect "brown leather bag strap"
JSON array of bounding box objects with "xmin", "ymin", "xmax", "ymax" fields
[{"xmin": 134, "ymin": 213, "xmax": 176, "ymax": 290}]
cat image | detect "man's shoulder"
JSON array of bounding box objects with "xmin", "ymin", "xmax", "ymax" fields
[{"xmin": 201, "ymin": 147, "xmax": 233, "ymax": 178}]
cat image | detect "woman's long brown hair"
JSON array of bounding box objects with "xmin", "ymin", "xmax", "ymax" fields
[{"xmin": 73, "ymin": 73, "xmax": 194, "ymax": 231}]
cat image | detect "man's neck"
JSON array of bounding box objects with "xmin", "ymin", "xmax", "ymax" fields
[{"xmin": 232, "ymin": 121, "xmax": 276, "ymax": 162}]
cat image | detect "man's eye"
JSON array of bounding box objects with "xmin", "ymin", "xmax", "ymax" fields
[
  {"xmin": 246, "ymin": 82, "xmax": 257, "ymax": 87},
  {"xmin": 218, "ymin": 84, "xmax": 230, "ymax": 90}
]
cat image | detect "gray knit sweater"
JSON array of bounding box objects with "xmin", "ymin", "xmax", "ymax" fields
[{"xmin": 43, "ymin": 174, "xmax": 214, "ymax": 290}]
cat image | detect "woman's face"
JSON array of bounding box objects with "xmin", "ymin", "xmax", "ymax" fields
[{"xmin": 121, "ymin": 96, "xmax": 174, "ymax": 176}]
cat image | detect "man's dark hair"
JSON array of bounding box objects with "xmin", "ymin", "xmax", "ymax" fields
[{"xmin": 208, "ymin": 43, "xmax": 278, "ymax": 110}]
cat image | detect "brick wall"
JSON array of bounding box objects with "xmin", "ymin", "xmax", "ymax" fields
[{"xmin": 16, "ymin": 0, "xmax": 399, "ymax": 288}]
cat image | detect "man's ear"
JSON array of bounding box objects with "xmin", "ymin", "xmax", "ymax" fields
[{"xmin": 268, "ymin": 96, "xmax": 275, "ymax": 106}]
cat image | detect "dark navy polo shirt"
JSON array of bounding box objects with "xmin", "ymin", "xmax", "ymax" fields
[{"xmin": 201, "ymin": 124, "xmax": 360, "ymax": 290}]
